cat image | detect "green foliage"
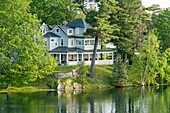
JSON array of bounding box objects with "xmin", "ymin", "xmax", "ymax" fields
[
  {"xmin": 159, "ymin": 48, "xmax": 170, "ymax": 83},
  {"xmin": 115, "ymin": 0, "xmax": 142, "ymax": 54},
  {"xmin": 29, "ymin": 0, "xmax": 79, "ymax": 25},
  {"xmin": 54, "ymin": 65, "xmax": 78, "ymax": 73},
  {"xmin": 113, "ymin": 55, "xmax": 127, "ymax": 76},
  {"xmin": 0, "ymin": 0, "xmax": 56, "ymax": 85},
  {"xmin": 85, "ymin": 0, "xmax": 119, "ymax": 78},
  {"xmin": 154, "ymin": 8, "xmax": 170, "ymax": 52},
  {"xmin": 128, "ymin": 32, "xmax": 160, "ymax": 85},
  {"xmin": 85, "ymin": 0, "xmax": 119, "ymax": 39},
  {"xmin": 78, "ymin": 61, "xmax": 88, "ymax": 84}
]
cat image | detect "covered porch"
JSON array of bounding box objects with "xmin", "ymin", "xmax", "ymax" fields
[{"xmin": 51, "ymin": 50, "xmax": 115, "ymax": 66}]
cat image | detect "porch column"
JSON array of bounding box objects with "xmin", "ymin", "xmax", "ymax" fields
[
  {"xmin": 66, "ymin": 53, "xmax": 68, "ymax": 65},
  {"xmin": 81, "ymin": 53, "xmax": 83, "ymax": 61},
  {"xmin": 59, "ymin": 54, "xmax": 61, "ymax": 64},
  {"xmin": 88, "ymin": 53, "xmax": 90, "ymax": 61},
  {"xmin": 77, "ymin": 54, "xmax": 79, "ymax": 62},
  {"xmin": 104, "ymin": 53, "xmax": 106, "ymax": 60},
  {"xmin": 112, "ymin": 52, "xmax": 114, "ymax": 63},
  {"xmin": 97, "ymin": 54, "xmax": 99, "ymax": 60}
]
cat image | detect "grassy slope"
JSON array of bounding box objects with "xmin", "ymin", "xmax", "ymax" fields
[
  {"xmin": 34, "ymin": 65, "xmax": 114, "ymax": 89},
  {"xmin": 0, "ymin": 65, "xmax": 114, "ymax": 92},
  {"xmin": 56, "ymin": 65, "xmax": 114, "ymax": 89}
]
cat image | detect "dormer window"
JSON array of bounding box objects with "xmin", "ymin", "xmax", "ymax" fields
[
  {"xmin": 42, "ymin": 28, "xmax": 46, "ymax": 34},
  {"xmin": 69, "ymin": 29, "xmax": 73, "ymax": 33},
  {"xmin": 56, "ymin": 28, "xmax": 59, "ymax": 33}
]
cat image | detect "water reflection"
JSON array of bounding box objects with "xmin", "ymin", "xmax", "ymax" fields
[{"xmin": 0, "ymin": 86, "xmax": 170, "ymax": 113}]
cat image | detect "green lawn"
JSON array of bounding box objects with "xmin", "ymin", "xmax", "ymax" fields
[{"xmin": 54, "ymin": 65, "xmax": 114, "ymax": 89}]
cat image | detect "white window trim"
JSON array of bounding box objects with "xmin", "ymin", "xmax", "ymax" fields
[
  {"xmin": 70, "ymin": 39, "xmax": 74, "ymax": 47},
  {"xmin": 42, "ymin": 28, "xmax": 46, "ymax": 34}
]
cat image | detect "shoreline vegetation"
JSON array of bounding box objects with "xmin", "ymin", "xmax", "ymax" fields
[
  {"xmin": 0, "ymin": 65, "xmax": 166, "ymax": 93},
  {"xmin": 0, "ymin": 65, "xmax": 113, "ymax": 92}
]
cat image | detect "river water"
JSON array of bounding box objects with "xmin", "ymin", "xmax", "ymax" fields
[{"xmin": 0, "ymin": 86, "xmax": 170, "ymax": 113}]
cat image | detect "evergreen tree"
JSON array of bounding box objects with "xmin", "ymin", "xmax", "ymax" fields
[
  {"xmin": 0, "ymin": 0, "xmax": 56, "ymax": 85},
  {"xmin": 115, "ymin": 0, "xmax": 143, "ymax": 66},
  {"xmin": 154, "ymin": 8, "xmax": 170, "ymax": 52},
  {"xmin": 85, "ymin": 0, "xmax": 119, "ymax": 78}
]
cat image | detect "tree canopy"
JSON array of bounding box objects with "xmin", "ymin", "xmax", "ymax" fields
[
  {"xmin": 84, "ymin": 0, "xmax": 119, "ymax": 78},
  {"xmin": 29, "ymin": 0, "xmax": 79, "ymax": 25},
  {"xmin": 0, "ymin": 0, "xmax": 56, "ymax": 85},
  {"xmin": 154, "ymin": 8, "xmax": 170, "ymax": 52}
]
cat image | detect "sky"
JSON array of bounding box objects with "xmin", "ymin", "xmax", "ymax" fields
[{"xmin": 142, "ymin": 0, "xmax": 170, "ymax": 8}]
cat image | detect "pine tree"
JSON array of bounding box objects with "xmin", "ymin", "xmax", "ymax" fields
[
  {"xmin": 115, "ymin": 0, "xmax": 142, "ymax": 66},
  {"xmin": 85, "ymin": 0, "xmax": 119, "ymax": 78},
  {"xmin": 154, "ymin": 8, "xmax": 170, "ymax": 52}
]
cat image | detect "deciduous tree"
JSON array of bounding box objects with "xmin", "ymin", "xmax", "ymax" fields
[
  {"xmin": 29, "ymin": 0, "xmax": 78, "ymax": 25},
  {"xmin": 0, "ymin": 0, "xmax": 56, "ymax": 85},
  {"xmin": 129, "ymin": 32, "xmax": 160, "ymax": 85}
]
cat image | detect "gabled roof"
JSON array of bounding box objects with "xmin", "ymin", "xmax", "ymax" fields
[
  {"xmin": 44, "ymin": 32, "xmax": 60, "ymax": 37},
  {"xmin": 67, "ymin": 18, "xmax": 91, "ymax": 28},
  {"xmin": 50, "ymin": 46, "xmax": 84, "ymax": 53}
]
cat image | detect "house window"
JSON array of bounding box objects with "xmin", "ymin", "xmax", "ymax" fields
[
  {"xmin": 76, "ymin": 40, "xmax": 84, "ymax": 46},
  {"xmin": 45, "ymin": 41, "xmax": 47, "ymax": 46},
  {"xmin": 56, "ymin": 28, "xmax": 59, "ymax": 33},
  {"xmin": 55, "ymin": 42, "xmax": 57, "ymax": 46},
  {"xmin": 69, "ymin": 29, "xmax": 73, "ymax": 34},
  {"xmin": 42, "ymin": 28, "xmax": 46, "ymax": 34},
  {"xmin": 85, "ymin": 40, "xmax": 90, "ymax": 45},
  {"xmin": 51, "ymin": 39, "xmax": 54, "ymax": 41},
  {"xmin": 71, "ymin": 55, "xmax": 73, "ymax": 59},
  {"xmin": 90, "ymin": 40, "xmax": 95, "ymax": 45},
  {"xmin": 75, "ymin": 28, "xmax": 79, "ymax": 34},
  {"xmin": 98, "ymin": 39, "xmax": 101, "ymax": 45},
  {"xmin": 60, "ymin": 39, "xmax": 64, "ymax": 46},
  {"xmin": 71, "ymin": 39, "xmax": 74, "ymax": 46}
]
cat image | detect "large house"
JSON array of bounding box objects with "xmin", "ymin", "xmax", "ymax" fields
[{"xmin": 41, "ymin": 18, "xmax": 115, "ymax": 65}]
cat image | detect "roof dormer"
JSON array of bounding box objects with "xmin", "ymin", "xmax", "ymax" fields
[
  {"xmin": 40, "ymin": 23, "xmax": 48, "ymax": 35},
  {"xmin": 67, "ymin": 28, "xmax": 74, "ymax": 35}
]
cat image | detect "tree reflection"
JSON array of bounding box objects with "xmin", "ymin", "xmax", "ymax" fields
[
  {"xmin": 0, "ymin": 87, "xmax": 170, "ymax": 113},
  {"xmin": 89, "ymin": 94, "xmax": 95, "ymax": 113}
]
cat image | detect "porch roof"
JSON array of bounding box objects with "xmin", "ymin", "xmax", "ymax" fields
[
  {"xmin": 50, "ymin": 46, "xmax": 115, "ymax": 54},
  {"xmin": 85, "ymin": 49, "xmax": 115, "ymax": 53},
  {"xmin": 50, "ymin": 46, "xmax": 84, "ymax": 53}
]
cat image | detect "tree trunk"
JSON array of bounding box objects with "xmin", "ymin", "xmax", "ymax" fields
[
  {"xmin": 89, "ymin": 95, "xmax": 94, "ymax": 113},
  {"xmin": 124, "ymin": 53, "xmax": 128, "ymax": 68},
  {"xmin": 90, "ymin": 36, "xmax": 98, "ymax": 79},
  {"xmin": 114, "ymin": 44, "xmax": 119, "ymax": 71}
]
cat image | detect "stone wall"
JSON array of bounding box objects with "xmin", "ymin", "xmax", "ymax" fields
[{"xmin": 53, "ymin": 68, "xmax": 79, "ymax": 79}]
